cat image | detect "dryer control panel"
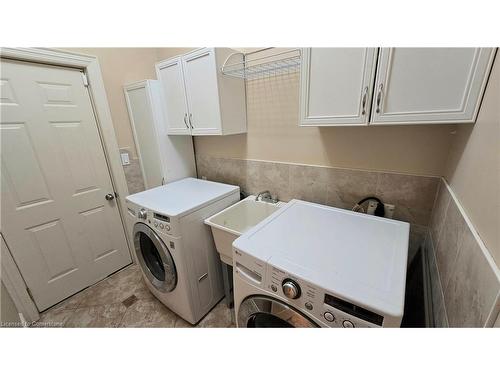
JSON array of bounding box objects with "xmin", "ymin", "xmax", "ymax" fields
[{"xmin": 266, "ymin": 265, "xmax": 384, "ymax": 328}]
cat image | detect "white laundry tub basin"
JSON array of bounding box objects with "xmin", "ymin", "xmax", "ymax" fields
[{"xmin": 205, "ymin": 195, "xmax": 283, "ymax": 265}]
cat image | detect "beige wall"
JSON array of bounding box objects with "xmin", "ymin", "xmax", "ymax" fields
[
  {"xmin": 62, "ymin": 48, "xmax": 197, "ymax": 159},
  {"xmin": 444, "ymin": 56, "xmax": 500, "ymax": 266},
  {"xmin": 152, "ymin": 47, "xmax": 458, "ymax": 176},
  {"xmin": 64, "ymin": 48, "xmax": 161, "ymax": 158},
  {"xmin": 64, "ymin": 47, "xmax": 457, "ymax": 176},
  {"xmin": 156, "ymin": 48, "xmax": 197, "ymax": 61},
  {"xmin": 192, "ymin": 48, "xmax": 456, "ymax": 176}
]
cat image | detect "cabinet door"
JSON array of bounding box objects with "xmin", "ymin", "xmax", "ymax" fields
[
  {"xmin": 124, "ymin": 82, "xmax": 164, "ymax": 189},
  {"xmin": 156, "ymin": 57, "xmax": 191, "ymax": 135},
  {"xmin": 370, "ymin": 48, "xmax": 495, "ymax": 125},
  {"xmin": 182, "ymin": 48, "xmax": 223, "ymax": 135},
  {"xmin": 300, "ymin": 48, "xmax": 378, "ymax": 126}
]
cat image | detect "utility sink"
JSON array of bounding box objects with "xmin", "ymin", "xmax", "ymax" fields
[{"xmin": 205, "ymin": 195, "xmax": 284, "ymax": 265}]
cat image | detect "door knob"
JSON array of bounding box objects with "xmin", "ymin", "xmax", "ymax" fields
[{"xmin": 105, "ymin": 193, "xmax": 115, "ymax": 201}]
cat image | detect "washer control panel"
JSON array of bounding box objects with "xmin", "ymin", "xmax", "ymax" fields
[
  {"xmin": 135, "ymin": 208, "xmax": 173, "ymax": 235},
  {"xmin": 265, "ymin": 265, "xmax": 383, "ymax": 328},
  {"xmin": 152, "ymin": 220, "xmax": 171, "ymax": 235}
]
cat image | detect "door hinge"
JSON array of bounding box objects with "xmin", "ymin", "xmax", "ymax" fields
[
  {"xmin": 26, "ymin": 287, "xmax": 35, "ymax": 302},
  {"xmin": 81, "ymin": 72, "xmax": 89, "ymax": 87}
]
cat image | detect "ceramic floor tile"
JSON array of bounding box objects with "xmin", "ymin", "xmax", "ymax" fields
[
  {"xmin": 34, "ymin": 307, "xmax": 75, "ymax": 328},
  {"xmin": 119, "ymin": 298, "xmax": 177, "ymax": 328},
  {"xmin": 197, "ymin": 300, "xmax": 234, "ymax": 328},
  {"xmin": 34, "ymin": 264, "xmax": 235, "ymax": 328},
  {"xmin": 132, "ymin": 281, "xmax": 158, "ymax": 302},
  {"xmin": 174, "ymin": 317, "xmax": 194, "ymax": 328},
  {"xmin": 78, "ymin": 265, "xmax": 144, "ymax": 308},
  {"xmin": 65, "ymin": 303, "xmax": 127, "ymax": 328},
  {"xmin": 48, "ymin": 290, "xmax": 86, "ymax": 311}
]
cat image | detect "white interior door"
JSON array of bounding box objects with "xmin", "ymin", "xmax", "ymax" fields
[
  {"xmin": 182, "ymin": 49, "xmax": 222, "ymax": 135},
  {"xmin": 0, "ymin": 59, "xmax": 131, "ymax": 311},
  {"xmin": 156, "ymin": 57, "xmax": 191, "ymax": 135},
  {"xmin": 370, "ymin": 48, "xmax": 495, "ymax": 124},
  {"xmin": 300, "ymin": 48, "xmax": 378, "ymax": 126}
]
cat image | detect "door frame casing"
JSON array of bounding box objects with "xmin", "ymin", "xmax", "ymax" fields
[{"xmin": 0, "ymin": 47, "xmax": 134, "ymax": 322}]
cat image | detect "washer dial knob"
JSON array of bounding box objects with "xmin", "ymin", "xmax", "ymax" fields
[
  {"xmin": 324, "ymin": 312, "xmax": 335, "ymax": 322},
  {"xmin": 282, "ymin": 279, "xmax": 301, "ymax": 299},
  {"xmin": 138, "ymin": 208, "xmax": 147, "ymax": 220},
  {"xmin": 342, "ymin": 320, "xmax": 355, "ymax": 328}
]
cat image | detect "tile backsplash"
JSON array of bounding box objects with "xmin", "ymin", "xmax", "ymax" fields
[
  {"xmin": 120, "ymin": 149, "xmax": 145, "ymax": 195},
  {"xmin": 122, "ymin": 152, "xmax": 500, "ymax": 326},
  {"xmin": 427, "ymin": 179, "xmax": 500, "ymax": 327},
  {"xmin": 196, "ymin": 154, "xmax": 439, "ymax": 261},
  {"xmin": 196, "ymin": 155, "xmax": 438, "ymax": 223}
]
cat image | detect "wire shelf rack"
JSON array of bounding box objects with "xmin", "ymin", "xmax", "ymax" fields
[{"xmin": 221, "ymin": 49, "xmax": 301, "ymax": 80}]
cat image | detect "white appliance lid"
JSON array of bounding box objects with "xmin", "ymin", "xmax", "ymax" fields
[
  {"xmin": 126, "ymin": 178, "xmax": 239, "ymax": 218},
  {"xmin": 233, "ymin": 200, "xmax": 410, "ymax": 317}
]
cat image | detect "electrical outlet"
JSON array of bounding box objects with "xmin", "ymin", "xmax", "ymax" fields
[
  {"xmin": 384, "ymin": 203, "xmax": 395, "ymax": 219},
  {"xmin": 365, "ymin": 200, "xmax": 395, "ymax": 219},
  {"xmin": 366, "ymin": 200, "xmax": 378, "ymax": 215}
]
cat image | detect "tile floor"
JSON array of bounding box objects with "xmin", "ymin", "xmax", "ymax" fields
[{"xmin": 34, "ymin": 264, "xmax": 235, "ymax": 328}]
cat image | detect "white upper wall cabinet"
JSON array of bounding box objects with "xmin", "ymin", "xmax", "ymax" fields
[
  {"xmin": 155, "ymin": 57, "xmax": 191, "ymax": 135},
  {"xmin": 182, "ymin": 49, "xmax": 223, "ymax": 135},
  {"xmin": 370, "ymin": 48, "xmax": 496, "ymax": 125},
  {"xmin": 299, "ymin": 48, "xmax": 496, "ymax": 127},
  {"xmin": 156, "ymin": 48, "xmax": 247, "ymax": 136},
  {"xmin": 124, "ymin": 80, "xmax": 196, "ymax": 189},
  {"xmin": 300, "ymin": 48, "xmax": 378, "ymax": 126}
]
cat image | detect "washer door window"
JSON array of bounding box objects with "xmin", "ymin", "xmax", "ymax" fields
[
  {"xmin": 133, "ymin": 223, "xmax": 177, "ymax": 293},
  {"xmin": 238, "ymin": 296, "xmax": 318, "ymax": 328}
]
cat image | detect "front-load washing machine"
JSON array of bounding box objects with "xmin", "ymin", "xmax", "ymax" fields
[
  {"xmin": 233, "ymin": 199, "xmax": 410, "ymax": 328},
  {"xmin": 126, "ymin": 178, "xmax": 239, "ymax": 324}
]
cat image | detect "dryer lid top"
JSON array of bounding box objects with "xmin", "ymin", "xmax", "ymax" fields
[
  {"xmin": 126, "ymin": 178, "xmax": 239, "ymax": 218},
  {"xmin": 233, "ymin": 199, "xmax": 410, "ymax": 318}
]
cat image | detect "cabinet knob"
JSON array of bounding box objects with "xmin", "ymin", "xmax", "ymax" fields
[{"xmin": 105, "ymin": 193, "xmax": 115, "ymax": 201}]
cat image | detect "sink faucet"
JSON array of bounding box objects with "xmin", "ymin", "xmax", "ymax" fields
[{"xmin": 255, "ymin": 190, "xmax": 278, "ymax": 203}]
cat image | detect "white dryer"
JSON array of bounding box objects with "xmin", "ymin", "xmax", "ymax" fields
[
  {"xmin": 233, "ymin": 200, "xmax": 409, "ymax": 328},
  {"xmin": 126, "ymin": 178, "xmax": 239, "ymax": 324}
]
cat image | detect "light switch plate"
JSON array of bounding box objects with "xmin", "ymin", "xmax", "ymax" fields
[{"xmin": 120, "ymin": 152, "xmax": 130, "ymax": 166}]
